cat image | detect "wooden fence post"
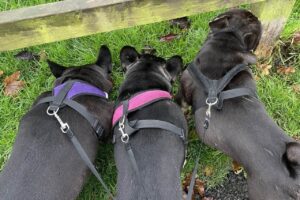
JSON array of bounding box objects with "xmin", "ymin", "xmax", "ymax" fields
[{"xmin": 251, "ymin": 0, "xmax": 296, "ymax": 58}]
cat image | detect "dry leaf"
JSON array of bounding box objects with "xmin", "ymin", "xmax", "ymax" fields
[
  {"xmin": 3, "ymin": 71, "xmax": 25, "ymax": 96},
  {"xmin": 292, "ymin": 32, "xmax": 300, "ymax": 44},
  {"xmin": 292, "ymin": 84, "xmax": 300, "ymax": 93},
  {"xmin": 232, "ymin": 160, "xmax": 243, "ymax": 175},
  {"xmin": 0, "ymin": 70, "xmax": 3, "ymax": 76},
  {"xmin": 39, "ymin": 49, "xmax": 47, "ymax": 61},
  {"xmin": 293, "ymin": 136, "xmax": 300, "ymax": 141},
  {"xmin": 204, "ymin": 166, "xmax": 213, "ymax": 177},
  {"xmin": 170, "ymin": 17, "xmax": 191, "ymax": 30},
  {"xmin": 277, "ymin": 66, "xmax": 296, "ymax": 75},
  {"xmin": 257, "ymin": 63, "xmax": 272, "ymax": 76},
  {"xmin": 182, "ymin": 173, "xmax": 205, "ymax": 199},
  {"xmin": 14, "ymin": 50, "xmax": 40, "ymax": 61},
  {"xmin": 254, "ymin": 75, "xmax": 260, "ymax": 81},
  {"xmin": 159, "ymin": 33, "xmax": 180, "ymax": 42}
]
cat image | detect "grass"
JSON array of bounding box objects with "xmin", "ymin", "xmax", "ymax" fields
[{"xmin": 0, "ymin": 1, "xmax": 299, "ymax": 199}]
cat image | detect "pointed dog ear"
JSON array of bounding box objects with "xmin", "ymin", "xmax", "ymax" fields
[
  {"xmin": 95, "ymin": 45, "xmax": 112, "ymax": 73},
  {"xmin": 120, "ymin": 46, "xmax": 140, "ymax": 71},
  {"xmin": 243, "ymin": 32, "xmax": 261, "ymax": 51},
  {"xmin": 165, "ymin": 56, "xmax": 183, "ymax": 82},
  {"xmin": 47, "ymin": 60, "xmax": 67, "ymax": 78},
  {"xmin": 209, "ymin": 15, "xmax": 231, "ymax": 32}
]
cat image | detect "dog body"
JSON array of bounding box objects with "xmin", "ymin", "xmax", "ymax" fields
[
  {"xmin": 0, "ymin": 46, "xmax": 113, "ymax": 200},
  {"xmin": 114, "ymin": 47, "xmax": 187, "ymax": 200},
  {"xmin": 180, "ymin": 9, "xmax": 300, "ymax": 199}
]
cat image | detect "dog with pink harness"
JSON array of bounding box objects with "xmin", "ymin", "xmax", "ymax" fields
[{"xmin": 113, "ymin": 46, "xmax": 188, "ymax": 200}]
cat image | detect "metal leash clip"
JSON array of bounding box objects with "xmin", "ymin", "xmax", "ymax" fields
[
  {"xmin": 204, "ymin": 97, "xmax": 218, "ymax": 129},
  {"xmin": 46, "ymin": 106, "xmax": 70, "ymax": 134},
  {"xmin": 119, "ymin": 116, "xmax": 129, "ymax": 143}
]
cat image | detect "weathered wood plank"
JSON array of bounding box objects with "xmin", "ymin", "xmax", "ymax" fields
[
  {"xmin": 0, "ymin": 0, "xmax": 265, "ymax": 52},
  {"xmin": 251, "ymin": 0, "xmax": 296, "ymax": 58}
]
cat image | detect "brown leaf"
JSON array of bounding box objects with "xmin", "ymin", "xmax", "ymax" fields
[
  {"xmin": 204, "ymin": 166, "xmax": 214, "ymax": 177},
  {"xmin": 3, "ymin": 71, "xmax": 25, "ymax": 96},
  {"xmin": 14, "ymin": 50, "xmax": 40, "ymax": 61},
  {"xmin": 257, "ymin": 63, "xmax": 272, "ymax": 76},
  {"xmin": 0, "ymin": 70, "xmax": 3, "ymax": 76},
  {"xmin": 292, "ymin": 84, "xmax": 300, "ymax": 93},
  {"xmin": 182, "ymin": 173, "xmax": 205, "ymax": 199},
  {"xmin": 170, "ymin": 17, "xmax": 191, "ymax": 30},
  {"xmin": 232, "ymin": 160, "xmax": 243, "ymax": 175},
  {"xmin": 293, "ymin": 136, "xmax": 300, "ymax": 141},
  {"xmin": 159, "ymin": 33, "xmax": 180, "ymax": 42},
  {"xmin": 141, "ymin": 46, "xmax": 156, "ymax": 55},
  {"xmin": 292, "ymin": 32, "xmax": 300, "ymax": 44},
  {"xmin": 277, "ymin": 66, "xmax": 296, "ymax": 75}
]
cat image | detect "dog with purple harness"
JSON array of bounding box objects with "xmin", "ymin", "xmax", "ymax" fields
[
  {"xmin": 113, "ymin": 46, "xmax": 189, "ymax": 200},
  {"xmin": 0, "ymin": 45, "xmax": 114, "ymax": 200}
]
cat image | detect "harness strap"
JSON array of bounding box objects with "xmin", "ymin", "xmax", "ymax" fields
[
  {"xmin": 50, "ymin": 81, "xmax": 74, "ymax": 110},
  {"xmin": 186, "ymin": 157, "xmax": 200, "ymax": 200},
  {"xmin": 36, "ymin": 91, "xmax": 105, "ymax": 138},
  {"xmin": 65, "ymin": 128, "xmax": 115, "ymax": 200},
  {"xmin": 217, "ymin": 87, "xmax": 257, "ymax": 109}
]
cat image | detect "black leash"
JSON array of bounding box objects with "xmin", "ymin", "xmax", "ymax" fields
[
  {"xmin": 187, "ymin": 62, "xmax": 257, "ymax": 129},
  {"xmin": 37, "ymin": 81, "xmax": 115, "ymax": 199}
]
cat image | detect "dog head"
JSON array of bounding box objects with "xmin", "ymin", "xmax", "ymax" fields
[
  {"xmin": 48, "ymin": 45, "xmax": 113, "ymax": 93},
  {"xmin": 209, "ymin": 8, "xmax": 262, "ymax": 51},
  {"xmin": 118, "ymin": 46, "xmax": 183, "ymax": 98}
]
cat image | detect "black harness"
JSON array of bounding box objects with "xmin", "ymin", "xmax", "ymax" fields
[
  {"xmin": 187, "ymin": 62, "xmax": 257, "ymax": 129},
  {"xmin": 35, "ymin": 80, "xmax": 115, "ymax": 199}
]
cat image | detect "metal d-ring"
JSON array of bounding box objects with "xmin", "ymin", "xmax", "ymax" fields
[{"xmin": 46, "ymin": 106, "xmax": 59, "ymax": 116}]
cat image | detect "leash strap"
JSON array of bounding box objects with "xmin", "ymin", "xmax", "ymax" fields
[
  {"xmin": 186, "ymin": 157, "xmax": 200, "ymax": 200},
  {"xmin": 66, "ymin": 129, "xmax": 115, "ymax": 200}
]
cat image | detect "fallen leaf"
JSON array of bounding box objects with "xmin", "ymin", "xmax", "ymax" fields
[
  {"xmin": 3, "ymin": 71, "xmax": 25, "ymax": 96},
  {"xmin": 14, "ymin": 50, "xmax": 40, "ymax": 61},
  {"xmin": 254, "ymin": 75, "xmax": 260, "ymax": 81},
  {"xmin": 204, "ymin": 166, "xmax": 214, "ymax": 177},
  {"xmin": 232, "ymin": 160, "xmax": 243, "ymax": 175},
  {"xmin": 141, "ymin": 46, "xmax": 156, "ymax": 55},
  {"xmin": 182, "ymin": 173, "xmax": 205, "ymax": 199},
  {"xmin": 277, "ymin": 66, "xmax": 296, "ymax": 75},
  {"xmin": 292, "ymin": 32, "xmax": 300, "ymax": 45},
  {"xmin": 257, "ymin": 63, "xmax": 272, "ymax": 76},
  {"xmin": 170, "ymin": 17, "xmax": 191, "ymax": 30},
  {"xmin": 39, "ymin": 49, "xmax": 47, "ymax": 61},
  {"xmin": 293, "ymin": 136, "xmax": 300, "ymax": 141},
  {"xmin": 0, "ymin": 70, "xmax": 3, "ymax": 76},
  {"xmin": 292, "ymin": 84, "xmax": 300, "ymax": 93},
  {"xmin": 159, "ymin": 33, "xmax": 180, "ymax": 42}
]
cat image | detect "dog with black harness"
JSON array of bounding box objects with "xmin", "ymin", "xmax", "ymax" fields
[
  {"xmin": 0, "ymin": 45, "xmax": 114, "ymax": 200},
  {"xmin": 113, "ymin": 46, "xmax": 188, "ymax": 200},
  {"xmin": 179, "ymin": 9, "xmax": 300, "ymax": 199}
]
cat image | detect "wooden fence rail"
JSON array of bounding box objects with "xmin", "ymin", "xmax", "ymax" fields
[{"xmin": 0, "ymin": 0, "xmax": 296, "ymax": 57}]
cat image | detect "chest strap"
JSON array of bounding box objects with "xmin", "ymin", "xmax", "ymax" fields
[
  {"xmin": 36, "ymin": 81, "xmax": 107, "ymax": 139},
  {"xmin": 187, "ymin": 62, "xmax": 257, "ymax": 129}
]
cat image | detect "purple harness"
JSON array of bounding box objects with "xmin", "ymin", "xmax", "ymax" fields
[
  {"xmin": 53, "ymin": 81, "xmax": 108, "ymax": 100},
  {"xmin": 36, "ymin": 80, "xmax": 108, "ymax": 138}
]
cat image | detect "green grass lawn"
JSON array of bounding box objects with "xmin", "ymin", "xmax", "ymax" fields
[{"xmin": 0, "ymin": 1, "xmax": 299, "ymax": 199}]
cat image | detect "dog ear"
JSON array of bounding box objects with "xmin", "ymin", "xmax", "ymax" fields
[
  {"xmin": 243, "ymin": 33, "xmax": 261, "ymax": 51},
  {"xmin": 285, "ymin": 142, "xmax": 300, "ymax": 177},
  {"xmin": 47, "ymin": 60, "xmax": 67, "ymax": 78},
  {"xmin": 165, "ymin": 56, "xmax": 183, "ymax": 82},
  {"xmin": 209, "ymin": 14, "xmax": 230, "ymax": 31},
  {"xmin": 120, "ymin": 46, "xmax": 140, "ymax": 71},
  {"xmin": 96, "ymin": 45, "xmax": 112, "ymax": 73}
]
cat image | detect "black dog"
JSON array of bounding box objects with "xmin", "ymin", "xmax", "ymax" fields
[
  {"xmin": 179, "ymin": 9, "xmax": 300, "ymax": 200},
  {"xmin": 0, "ymin": 45, "xmax": 114, "ymax": 200},
  {"xmin": 113, "ymin": 46, "xmax": 187, "ymax": 200}
]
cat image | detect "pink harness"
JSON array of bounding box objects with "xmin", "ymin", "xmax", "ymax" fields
[{"xmin": 112, "ymin": 90, "xmax": 172, "ymax": 126}]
